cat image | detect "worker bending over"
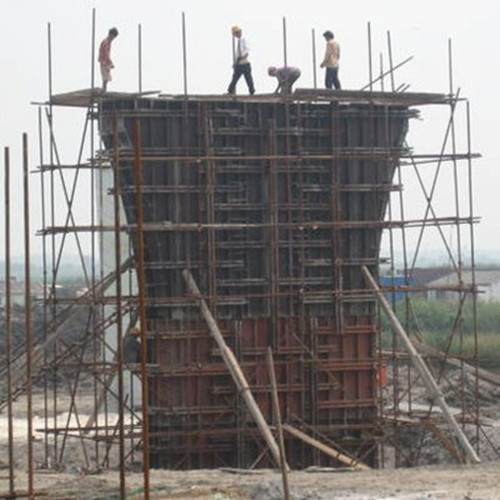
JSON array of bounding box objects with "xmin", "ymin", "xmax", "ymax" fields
[{"xmin": 267, "ymin": 66, "xmax": 301, "ymax": 94}]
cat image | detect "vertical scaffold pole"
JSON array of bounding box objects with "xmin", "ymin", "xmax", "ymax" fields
[
  {"xmin": 133, "ymin": 121, "xmax": 150, "ymax": 500},
  {"xmin": 114, "ymin": 114, "xmax": 126, "ymax": 498},
  {"xmin": 23, "ymin": 133, "xmax": 35, "ymax": 498},
  {"xmin": 311, "ymin": 28, "xmax": 317, "ymax": 89},
  {"xmin": 4, "ymin": 147, "xmax": 15, "ymax": 496}
]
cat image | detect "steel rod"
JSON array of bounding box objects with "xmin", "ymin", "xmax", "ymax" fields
[
  {"xmin": 113, "ymin": 114, "xmax": 127, "ymax": 497},
  {"xmin": 266, "ymin": 348, "xmax": 291, "ymax": 499},
  {"xmin": 282, "ymin": 17, "xmax": 288, "ymax": 68},
  {"xmin": 23, "ymin": 133, "xmax": 35, "ymax": 497},
  {"xmin": 4, "ymin": 147, "xmax": 15, "ymax": 495},
  {"xmin": 360, "ymin": 56, "xmax": 414, "ymax": 91},
  {"xmin": 182, "ymin": 12, "xmax": 188, "ymax": 95},
  {"xmin": 133, "ymin": 120, "xmax": 151, "ymax": 499},
  {"xmin": 367, "ymin": 22, "xmax": 373, "ymax": 91},
  {"xmin": 386, "ymin": 31, "xmax": 395, "ymax": 91},
  {"xmin": 138, "ymin": 23, "xmax": 143, "ymax": 93},
  {"xmin": 311, "ymin": 28, "xmax": 317, "ymax": 88}
]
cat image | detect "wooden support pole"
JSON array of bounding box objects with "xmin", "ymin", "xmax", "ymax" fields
[
  {"xmin": 266, "ymin": 347, "xmax": 291, "ymax": 498},
  {"xmin": 361, "ymin": 265, "xmax": 480, "ymax": 464},
  {"xmin": 183, "ymin": 269, "xmax": 282, "ymax": 468},
  {"xmin": 282, "ymin": 424, "xmax": 371, "ymax": 471}
]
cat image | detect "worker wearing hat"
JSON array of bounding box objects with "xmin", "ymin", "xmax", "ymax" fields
[
  {"xmin": 227, "ymin": 25, "xmax": 255, "ymax": 95},
  {"xmin": 320, "ymin": 30, "xmax": 341, "ymax": 90}
]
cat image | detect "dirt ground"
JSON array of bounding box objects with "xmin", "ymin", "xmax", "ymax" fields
[
  {"xmin": 1, "ymin": 373, "xmax": 499, "ymax": 499},
  {"xmin": 1, "ymin": 461, "xmax": 499, "ymax": 499}
]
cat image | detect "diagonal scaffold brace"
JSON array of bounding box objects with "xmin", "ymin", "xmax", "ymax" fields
[
  {"xmin": 361, "ymin": 265, "xmax": 480, "ymax": 464},
  {"xmin": 183, "ymin": 269, "xmax": 286, "ymax": 470}
]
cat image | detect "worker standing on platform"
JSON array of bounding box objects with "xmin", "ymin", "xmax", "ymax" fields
[
  {"xmin": 98, "ymin": 27, "xmax": 119, "ymax": 92},
  {"xmin": 227, "ymin": 25, "xmax": 255, "ymax": 95},
  {"xmin": 320, "ymin": 30, "xmax": 341, "ymax": 90},
  {"xmin": 267, "ymin": 66, "xmax": 301, "ymax": 94}
]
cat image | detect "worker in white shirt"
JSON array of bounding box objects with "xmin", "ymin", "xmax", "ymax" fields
[
  {"xmin": 227, "ymin": 25, "xmax": 255, "ymax": 95},
  {"xmin": 320, "ymin": 30, "xmax": 341, "ymax": 90},
  {"xmin": 268, "ymin": 66, "xmax": 301, "ymax": 94}
]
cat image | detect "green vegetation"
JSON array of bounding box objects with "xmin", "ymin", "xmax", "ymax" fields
[{"xmin": 381, "ymin": 299, "xmax": 500, "ymax": 365}]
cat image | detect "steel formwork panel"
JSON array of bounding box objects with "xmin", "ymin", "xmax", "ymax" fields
[{"xmin": 99, "ymin": 96, "xmax": 412, "ymax": 469}]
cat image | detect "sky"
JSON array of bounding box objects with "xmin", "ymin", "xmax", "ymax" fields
[{"xmin": 0, "ymin": 0, "xmax": 498, "ymax": 265}]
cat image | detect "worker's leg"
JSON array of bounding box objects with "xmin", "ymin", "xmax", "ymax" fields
[
  {"xmin": 100, "ymin": 63, "xmax": 110, "ymax": 92},
  {"xmin": 325, "ymin": 68, "xmax": 333, "ymax": 89},
  {"xmin": 332, "ymin": 67, "xmax": 341, "ymax": 90},
  {"xmin": 288, "ymin": 73, "xmax": 300, "ymax": 93},
  {"xmin": 228, "ymin": 65, "xmax": 244, "ymax": 94},
  {"xmin": 242, "ymin": 64, "xmax": 255, "ymax": 95},
  {"xmin": 281, "ymin": 80, "xmax": 291, "ymax": 94}
]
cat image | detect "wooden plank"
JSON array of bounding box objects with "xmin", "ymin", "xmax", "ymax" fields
[{"xmin": 282, "ymin": 424, "xmax": 371, "ymax": 471}]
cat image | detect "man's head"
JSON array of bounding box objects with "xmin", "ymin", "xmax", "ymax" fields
[
  {"xmin": 231, "ymin": 25, "xmax": 242, "ymax": 38},
  {"xmin": 323, "ymin": 30, "xmax": 334, "ymax": 40},
  {"xmin": 267, "ymin": 66, "xmax": 277, "ymax": 77},
  {"xmin": 109, "ymin": 27, "xmax": 119, "ymax": 39}
]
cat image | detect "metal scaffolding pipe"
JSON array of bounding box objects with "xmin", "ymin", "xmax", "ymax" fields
[
  {"xmin": 361, "ymin": 265, "xmax": 481, "ymax": 464},
  {"xmin": 183, "ymin": 269, "xmax": 282, "ymax": 468}
]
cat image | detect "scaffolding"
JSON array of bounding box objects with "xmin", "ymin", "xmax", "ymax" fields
[{"xmin": 1, "ymin": 13, "xmax": 498, "ymax": 500}]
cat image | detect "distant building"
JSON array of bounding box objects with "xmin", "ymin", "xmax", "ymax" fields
[
  {"xmin": 425, "ymin": 269, "xmax": 500, "ymax": 302},
  {"xmin": 0, "ymin": 278, "xmax": 46, "ymax": 307}
]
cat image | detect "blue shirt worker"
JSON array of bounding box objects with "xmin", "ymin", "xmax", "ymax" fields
[
  {"xmin": 268, "ymin": 66, "xmax": 301, "ymax": 94},
  {"xmin": 227, "ymin": 25, "xmax": 255, "ymax": 95}
]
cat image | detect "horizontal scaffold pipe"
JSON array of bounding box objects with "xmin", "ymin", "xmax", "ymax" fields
[{"xmin": 39, "ymin": 216, "xmax": 480, "ymax": 235}]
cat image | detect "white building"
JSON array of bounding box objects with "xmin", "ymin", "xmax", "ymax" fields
[{"xmin": 426, "ymin": 269, "xmax": 500, "ymax": 302}]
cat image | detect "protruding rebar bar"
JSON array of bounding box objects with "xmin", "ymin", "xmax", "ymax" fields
[
  {"xmin": 367, "ymin": 22, "xmax": 373, "ymax": 91},
  {"xmin": 182, "ymin": 12, "xmax": 188, "ymax": 95},
  {"xmin": 282, "ymin": 17, "xmax": 288, "ymax": 68},
  {"xmin": 386, "ymin": 31, "xmax": 395, "ymax": 92},
  {"xmin": 311, "ymin": 28, "xmax": 317, "ymax": 88},
  {"xmin": 138, "ymin": 23, "xmax": 143, "ymax": 93}
]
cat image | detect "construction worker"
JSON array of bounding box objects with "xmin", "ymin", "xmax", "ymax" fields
[
  {"xmin": 267, "ymin": 66, "xmax": 301, "ymax": 94},
  {"xmin": 98, "ymin": 27, "xmax": 119, "ymax": 92},
  {"xmin": 227, "ymin": 25, "xmax": 255, "ymax": 95},
  {"xmin": 320, "ymin": 30, "xmax": 341, "ymax": 90}
]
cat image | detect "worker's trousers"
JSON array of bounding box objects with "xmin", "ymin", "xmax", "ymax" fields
[
  {"xmin": 228, "ymin": 63, "xmax": 255, "ymax": 95},
  {"xmin": 325, "ymin": 67, "xmax": 341, "ymax": 90}
]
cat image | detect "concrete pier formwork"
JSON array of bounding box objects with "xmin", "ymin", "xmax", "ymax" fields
[{"xmin": 98, "ymin": 91, "xmax": 429, "ymax": 469}]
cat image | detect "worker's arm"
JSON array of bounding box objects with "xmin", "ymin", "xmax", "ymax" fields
[{"xmin": 320, "ymin": 43, "xmax": 333, "ymax": 68}]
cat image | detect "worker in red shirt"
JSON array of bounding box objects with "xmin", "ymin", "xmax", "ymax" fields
[{"xmin": 98, "ymin": 27, "xmax": 119, "ymax": 92}]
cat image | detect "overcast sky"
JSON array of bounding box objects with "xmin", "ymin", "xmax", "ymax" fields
[{"xmin": 0, "ymin": 0, "xmax": 498, "ymax": 264}]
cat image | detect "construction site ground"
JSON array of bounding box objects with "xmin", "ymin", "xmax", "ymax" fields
[
  {"xmin": 1, "ymin": 368, "xmax": 500, "ymax": 499},
  {"xmin": 0, "ymin": 461, "xmax": 499, "ymax": 499}
]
